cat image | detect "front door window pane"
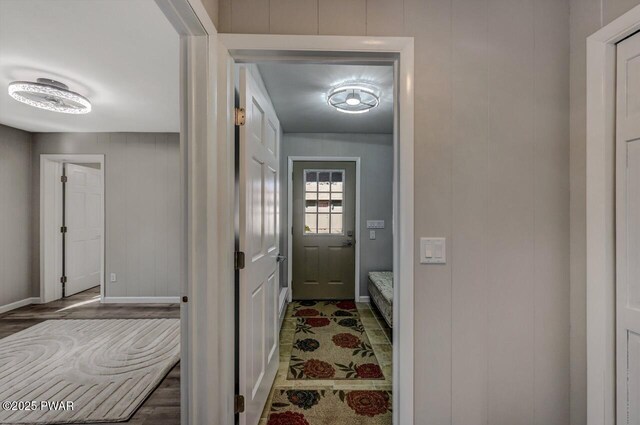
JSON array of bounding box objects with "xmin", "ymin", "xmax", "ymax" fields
[
  {"xmin": 318, "ymin": 200, "xmax": 330, "ymax": 213},
  {"xmin": 330, "ymin": 214, "xmax": 343, "ymax": 234},
  {"xmin": 305, "ymin": 172, "xmax": 317, "ymax": 192},
  {"xmin": 318, "ymin": 172, "xmax": 331, "ymax": 192},
  {"xmin": 305, "ymin": 200, "xmax": 317, "ymax": 213},
  {"xmin": 304, "ymin": 169, "xmax": 345, "ymax": 235},
  {"xmin": 331, "ymin": 172, "xmax": 343, "ymax": 192},
  {"xmin": 317, "ymin": 214, "xmax": 330, "ymax": 234},
  {"xmin": 305, "ymin": 213, "xmax": 317, "ymax": 233}
]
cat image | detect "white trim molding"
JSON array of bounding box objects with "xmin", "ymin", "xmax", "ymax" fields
[
  {"xmin": 218, "ymin": 34, "xmax": 414, "ymax": 425},
  {"xmin": 154, "ymin": 1, "xmax": 218, "ymax": 424},
  {"xmin": 279, "ymin": 287, "xmax": 289, "ymax": 327},
  {"xmin": 102, "ymin": 297, "xmax": 181, "ymax": 304},
  {"xmin": 287, "ymin": 156, "xmax": 361, "ymax": 303},
  {"xmin": 0, "ymin": 298, "xmax": 41, "ymax": 315},
  {"xmin": 358, "ymin": 295, "xmax": 370, "ymax": 303},
  {"xmin": 586, "ymin": 5, "xmax": 640, "ymax": 425}
]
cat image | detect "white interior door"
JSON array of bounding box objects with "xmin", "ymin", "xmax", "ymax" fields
[
  {"xmin": 617, "ymin": 32, "xmax": 640, "ymax": 424},
  {"xmin": 64, "ymin": 163, "xmax": 103, "ymax": 297},
  {"xmin": 238, "ymin": 66, "xmax": 281, "ymax": 425}
]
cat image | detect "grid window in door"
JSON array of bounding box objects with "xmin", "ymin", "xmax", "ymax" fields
[{"xmin": 304, "ymin": 170, "xmax": 344, "ymax": 234}]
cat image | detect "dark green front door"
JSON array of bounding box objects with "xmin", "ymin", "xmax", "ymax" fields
[{"xmin": 292, "ymin": 161, "xmax": 356, "ymax": 300}]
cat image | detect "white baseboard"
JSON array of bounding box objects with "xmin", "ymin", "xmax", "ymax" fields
[
  {"xmin": 102, "ymin": 296, "xmax": 180, "ymax": 304},
  {"xmin": 358, "ymin": 296, "xmax": 370, "ymax": 303},
  {"xmin": 278, "ymin": 288, "xmax": 289, "ymax": 327},
  {"xmin": 279, "ymin": 288, "xmax": 288, "ymax": 314},
  {"xmin": 0, "ymin": 297, "xmax": 40, "ymax": 314}
]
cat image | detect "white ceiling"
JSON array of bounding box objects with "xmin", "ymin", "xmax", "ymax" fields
[
  {"xmin": 0, "ymin": 0, "xmax": 179, "ymax": 133},
  {"xmin": 256, "ymin": 63, "xmax": 393, "ymax": 134}
]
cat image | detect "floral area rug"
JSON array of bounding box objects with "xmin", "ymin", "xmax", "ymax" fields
[
  {"xmin": 290, "ymin": 300, "xmax": 360, "ymax": 317},
  {"xmin": 267, "ymin": 389, "xmax": 392, "ymax": 425},
  {"xmin": 288, "ymin": 301, "xmax": 384, "ymax": 380}
]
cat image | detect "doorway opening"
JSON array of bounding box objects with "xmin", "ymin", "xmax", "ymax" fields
[
  {"xmin": 40, "ymin": 154, "xmax": 105, "ymax": 303},
  {"xmin": 222, "ymin": 35, "xmax": 414, "ymax": 425},
  {"xmin": 287, "ymin": 158, "xmax": 362, "ymax": 302}
]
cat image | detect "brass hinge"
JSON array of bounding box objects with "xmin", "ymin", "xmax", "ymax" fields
[
  {"xmin": 60, "ymin": 276, "xmax": 67, "ymax": 284},
  {"xmin": 60, "ymin": 226, "xmax": 67, "ymax": 233},
  {"xmin": 234, "ymin": 394, "xmax": 245, "ymax": 414},
  {"xmin": 234, "ymin": 251, "xmax": 245, "ymax": 270},
  {"xmin": 235, "ymin": 107, "xmax": 246, "ymax": 126},
  {"xmin": 60, "ymin": 175, "xmax": 68, "ymax": 183}
]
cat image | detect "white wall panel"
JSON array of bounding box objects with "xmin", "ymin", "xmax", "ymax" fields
[
  {"xmin": 450, "ymin": 0, "xmax": 489, "ymax": 422},
  {"xmin": 366, "ymin": 0, "xmax": 404, "ymax": 36},
  {"xmin": 270, "ymin": 0, "xmax": 318, "ymax": 35}
]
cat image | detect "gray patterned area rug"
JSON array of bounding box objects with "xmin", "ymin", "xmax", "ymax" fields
[{"xmin": 0, "ymin": 319, "xmax": 180, "ymax": 424}]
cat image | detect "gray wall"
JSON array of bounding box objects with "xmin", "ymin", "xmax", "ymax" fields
[
  {"xmin": 216, "ymin": 1, "xmax": 571, "ymax": 424},
  {"xmin": 0, "ymin": 125, "xmax": 32, "ymax": 306},
  {"xmin": 280, "ymin": 133, "xmax": 393, "ymax": 297},
  {"xmin": 570, "ymin": 1, "xmax": 640, "ymax": 424},
  {"xmin": 32, "ymin": 133, "xmax": 181, "ymax": 298}
]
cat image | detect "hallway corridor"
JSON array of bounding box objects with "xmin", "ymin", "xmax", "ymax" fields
[{"xmin": 261, "ymin": 301, "xmax": 392, "ymax": 424}]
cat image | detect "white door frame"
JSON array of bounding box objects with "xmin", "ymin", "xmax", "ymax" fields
[
  {"xmin": 39, "ymin": 154, "xmax": 105, "ymax": 304},
  {"xmin": 586, "ymin": 5, "xmax": 640, "ymax": 425},
  {"xmin": 152, "ymin": 1, "xmax": 232, "ymax": 424},
  {"xmin": 287, "ymin": 156, "xmax": 362, "ymax": 302},
  {"xmin": 218, "ymin": 34, "xmax": 414, "ymax": 425}
]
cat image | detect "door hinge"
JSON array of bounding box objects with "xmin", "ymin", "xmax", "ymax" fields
[
  {"xmin": 235, "ymin": 107, "xmax": 246, "ymax": 126},
  {"xmin": 291, "ymin": 226, "xmax": 294, "ymax": 235},
  {"xmin": 60, "ymin": 226, "xmax": 67, "ymax": 233},
  {"xmin": 234, "ymin": 251, "xmax": 245, "ymax": 270},
  {"xmin": 60, "ymin": 276, "xmax": 67, "ymax": 284},
  {"xmin": 234, "ymin": 394, "xmax": 245, "ymax": 414},
  {"xmin": 60, "ymin": 175, "xmax": 68, "ymax": 183}
]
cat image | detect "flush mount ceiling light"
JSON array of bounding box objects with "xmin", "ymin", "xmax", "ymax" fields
[
  {"xmin": 327, "ymin": 83, "xmax": 380, "ymax": 114},
  {"xmin": 8, "ymin": 78, "xmax": 91, "ymax": 114}
]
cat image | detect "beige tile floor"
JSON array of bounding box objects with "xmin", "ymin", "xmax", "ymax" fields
[{"xmin": 259, "ymin": 302, "xmax": 393, "ymax": 424}]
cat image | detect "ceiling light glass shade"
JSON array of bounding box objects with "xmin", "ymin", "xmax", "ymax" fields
[
  {"xmin": 8, "ymin": 78, "xmax": 91, "ymax": 114},
  {"xmin": 327, "ymin": 83, "xmax": 379, "ymax": 114},
  {"xmin": 345, "ymin": 92, "xmax": 361, "ymax": 106}
]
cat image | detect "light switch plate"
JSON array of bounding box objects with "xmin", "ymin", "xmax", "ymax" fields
[
  {"xmin": 366, "ymin": 220, "xmax": 385, "ymax": 229},
  {"xmin": 110, "ymin": 273, "xmax": 117, "ymax": 282},
  {"xmin": 420, "ymin": 237, "xmax": 446, "ymax": 264}
]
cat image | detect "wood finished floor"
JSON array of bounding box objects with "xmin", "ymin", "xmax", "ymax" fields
[{"xmin": 0, "ymin": 287, "xmax": 181, "ymax": 425}]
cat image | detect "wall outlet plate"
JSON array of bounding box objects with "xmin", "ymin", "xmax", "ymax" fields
[{"xmin": 110, "ymin": 273, "xmax": 117, "ymax": 282}]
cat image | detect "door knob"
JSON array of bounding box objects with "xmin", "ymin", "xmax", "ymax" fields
[
  {"xmin": 276, "ymin": 254, "xmax": 287, "ymax": 263},
  {"xmin": 342, "ymin": 240, "xmax": 354, "ymax": 247}
]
